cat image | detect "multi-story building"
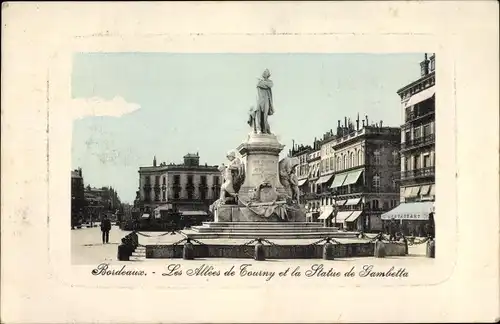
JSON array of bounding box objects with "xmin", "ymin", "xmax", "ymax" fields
[
  {"xmin": 321, "ymin": 116, "xmax": 401, "ymax": 232},
  {"xmin": 71, "ymin": 168, "xmax": 85, "ymax": 226},
  {"xmin": 305, "ymin": 140, "xmax": 322, "ymax": 221},
  {"xmin": 288, "ymin": 143, "xmax": 313, "ymax": 204},
  {"xmin": 84, "ymin": 186, "xmax": 122, "ymax": 222},
  {"xmin": 137, "ymin": 153, "xmax": 221, "ymax": 217},
  {"xmin": 382, "ymin": 53, "xmax": 436, "ymax": 236}
]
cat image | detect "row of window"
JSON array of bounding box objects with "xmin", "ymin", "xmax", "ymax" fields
[
  {"xmin": 307, "ymin": 198, "xmax": 399, "ymax": 211},
  {"xmin": 144, "ymin": 174, "xmax": 220, "ymax": 186},
  {"xmin": 144, "ymin": 186, "xmax": 221, "ymax": 202},
  {"xmin": 403, "ymin": 152, "xmax": 434, "ymax": 171},
  {"xmin": 403, "ymin": 122, "xmax": 434, "ymax": 142},
  {"xmin": 297, "ymin": 149, "xmax": 400, "ymax": 178}
]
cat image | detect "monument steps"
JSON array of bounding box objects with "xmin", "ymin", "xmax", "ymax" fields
[
  {"xmin": 184, "ymin": 222, "xmax": 360, "ymax": 239},
  {"xmin": 130, "ymin": 246, "xmax": 146, "ymax": 260},
  {"xmin": 191, "ymin": 227, "xmax": 340, "ymax": 233},
  {"xmin": 198, "ymin": 222, "xmax": 327, "ymax": 228}
]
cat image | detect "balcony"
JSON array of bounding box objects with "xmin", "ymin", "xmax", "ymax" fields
[
  {"xmin": 401, "ymin": 134, "xmax": 435, "ymax": 151},
  {"xmin": 404, "ymin": 110, "xmax": 434, "ymax": 124},
  {"xmin": 401, "ymin": 167, "xmax": 435, "ymax": 180}
]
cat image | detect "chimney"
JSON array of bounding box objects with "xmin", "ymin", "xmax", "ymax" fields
[
  {"xmin": 380, "ymin": 120, "xmax": 383, "ymax": 128},
  {"xmin": 362, "ymin": 120, "xmax": 365, "ymax": 127},
  {"xmin": 344, "ymin": 117, "xmax": 347, "ymax": 128},
  {"xmin": 365, "ymin": 115, "xmax": 369, "ymax": 126},
  {"xmin": 78, "ymin": 167, "xmax": 82, "ymax": 177},
  {"xmin": 356, "ymin": 113, "xmax": 360, "ymax": 130},
  {"xmin": 420, "ymin": 53, "xmax": 430, "ymax": 76},
  {"xmin": 153, "ymin": 155, "xmax": 157, "ymax": 167}
]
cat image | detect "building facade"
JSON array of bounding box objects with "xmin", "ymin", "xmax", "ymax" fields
[
  {"xmin": 327, "ymin": 118, "xmax": 400, "ymax": 232},
  {"xmin": 382, "ymin": 53, "xmax": 436, "ymax": 237},
  {"xmin": 137, "ymin": 153, "xmax": 221, "ymax": 215},
  {"xmin": 290, "ymin": 115, "xmax": 401, "ymax": 232},
  {"xmin": 288, "ymin": 143, "xmax": 313, "ymax": 204},
  {"xmin": 71, "ymin": 168, "xmax": 85, "ymax": 225}
]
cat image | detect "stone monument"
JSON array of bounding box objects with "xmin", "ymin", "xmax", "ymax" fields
[{"xmin": 210, "ymin": 69, "xmax": 306, "ymax": 223}]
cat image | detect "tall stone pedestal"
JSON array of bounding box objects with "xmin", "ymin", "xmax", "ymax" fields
[{"xmin": 236, "ymin": 133, "xmax": 286, "ymax": 204}]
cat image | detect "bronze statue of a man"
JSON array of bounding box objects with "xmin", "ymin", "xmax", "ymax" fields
[{"xmin": 255, "ymin": 69, "xmax": 274, "ymax": 134}]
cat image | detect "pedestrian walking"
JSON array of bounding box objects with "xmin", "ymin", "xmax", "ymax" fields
[{"xmin": 101, "ymin": 215, "xmax": 112, "ymax": 244}]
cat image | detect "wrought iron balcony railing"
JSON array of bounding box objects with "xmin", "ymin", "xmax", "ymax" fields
[
  {"xmin": 401, "ymin": 134, "xmax": 435, "ymax": 151},
  {"xmin": 401, "ymin": 166, "xmax": 435, "ymax": 180}
]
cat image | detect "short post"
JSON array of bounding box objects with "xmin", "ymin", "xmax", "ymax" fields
[
  {"xmin": 426, "ymin": 237, "xmax": 435, "ymax": 258},
  {"xmin": 117, "ymin": 238, "xmax": 131, "ymax": 261},
  {"xmin": 322, "ymin": 238, "xmax": 335, "ymax": 260},
  {"xmin": 402, "ymin": 235, "xmax": 409, "ymax": 255},
  {"xmin": 183, "ymin": 238, "xmax": 195, "ymax": 260},
  {"xmin": 254, "ymin": 238, "xmax": 265, "ymax": 261},
  {"xmin": 374, "ymin": 234, "xmax": 386, "ymax": 258}
]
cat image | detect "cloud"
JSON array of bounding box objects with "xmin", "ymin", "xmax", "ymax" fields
[{"xmin": 72, "ymin": 96, "xmax": 140, "ymax": 119}]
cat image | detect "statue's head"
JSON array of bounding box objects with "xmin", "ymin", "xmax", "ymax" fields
[
  {"xmin": 218, "ymin": 163, "xmax": 225, "ymax": 172},
  {"xmin": 262, "ymin": 69, "xmax": 271, "ymax": 79},
  {"xmin": 226, "ymin": 150, "xmax": 236, "ymax": 161}
]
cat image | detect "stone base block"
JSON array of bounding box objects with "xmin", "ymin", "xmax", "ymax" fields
[
  {"xmin": 215, "ymin": 204, "xmax": 306, "ymax": 222},
  {"xmin": 146, "ymin": 242, "xmax": 406, "ymax": 259}
]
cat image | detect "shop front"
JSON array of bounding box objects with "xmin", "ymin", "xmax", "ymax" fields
[{"xmin": 381, "ymin": 201, "xmax": 435, "ymax": 237}]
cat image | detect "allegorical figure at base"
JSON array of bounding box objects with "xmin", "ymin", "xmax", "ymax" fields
[{"xmin": 218, "ymin": 150, "xmax": 245, "ymax": 205}]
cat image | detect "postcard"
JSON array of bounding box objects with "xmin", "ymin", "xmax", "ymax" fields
[{"xmin": 1, "ymin": 2, "xmax": 499, "ymax": 323}]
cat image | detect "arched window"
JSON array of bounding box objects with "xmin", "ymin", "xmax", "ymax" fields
[
  {"xmin": 350, "ymin": 151, "xmax": 355, "ymax": 168},
  {"xmin": 358, "ymin": 150, "xmax": 363, "ymax": 166},
  {"xmin": 372, "ymin": 199, "xmax": 379, "ymax": 210},
  {"xmin": 343, "ymin": 155, "xmax": 347, "ymax": 170},
  {"xmin": 336, "ymin": 157, "xmax": 341, "ymax": 171}
]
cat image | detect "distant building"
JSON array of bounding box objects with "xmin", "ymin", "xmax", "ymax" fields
[
  {"xmin": 71, "ymin": 168, "xmax": 85, "ymax": 222},
  {"xmin": 289, "ymin": 142, "xmax": 313, "ymax": 204},
  {"xmin": 137, "ymin": 153, "xmax": 221, "ymax": 217},
  {"xmin": 383, "ymin": 53, "xmax": 436, "ymax": 237},
  {"xmin": 84, "ymin": 186, "xmax": 122, "ymax": 222}
]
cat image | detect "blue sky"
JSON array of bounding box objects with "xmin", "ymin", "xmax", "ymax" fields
[{"xmin": 72, "ymin": 53, "xmax": 424, "ymax": 203}]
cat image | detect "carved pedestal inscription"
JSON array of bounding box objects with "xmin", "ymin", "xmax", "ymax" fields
[{"xmin": 250, "ymin": 156, "xmax": 277, "ymax": 185}]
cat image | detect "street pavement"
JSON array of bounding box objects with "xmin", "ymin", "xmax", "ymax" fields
[{"xmin": 72, "ymin": 226, "xmax": 428, "ymax": 265}]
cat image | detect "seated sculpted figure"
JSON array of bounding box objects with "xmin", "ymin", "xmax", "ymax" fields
[
  {"xmin": 219, "ymin": 150, "xmax": 244, "ymax": 204},
  {"xmin": 278, "ymin": 157, "xmax": 300, "ymax": 202}
]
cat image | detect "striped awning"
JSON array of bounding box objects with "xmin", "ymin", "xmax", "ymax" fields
[
  {"xmin": 334, "ymin": 200, "xmax": 347, "ymax": 206},
  {"xmin": 330, "ymin": 173, "xmax": 348, "ymax": 188},
  {"xmin": 345, "ymin": 198, "xmax": 362, "ymax": 206},
  {"xmin": 318, "ymin": 206, "xmax": 334, "ymax": 220},
  {"xmin": 345, "ymin": 210, "xmax": 363, "ymax": 223},
  {"xmin": 429, "ymin": 184, "xmax": 435, "ymax": 196},
  {"xmin": 316, "ymin": 174, "xmax": 334, "ymax": 185},
  {"xmin": 405, "ymin": 86, "xmax": 436, "ymax": 107},
  {"xmin": 420, "ymin": 185, "xmax": 431, "ymax": 196},
  {"xmin": 381, "ymin": 202, "xmax": 434, "ymax": 220},
  {"xmin": 182, "ymin": 211, "xmax": 208, "ymax": 216},
  {"xmin": 343, "ymin": 169, "xmax": 364, "ymax": 186},
  {"xmin": 334, "ymin": 211, "xmax": 353, "ymax": 223}
]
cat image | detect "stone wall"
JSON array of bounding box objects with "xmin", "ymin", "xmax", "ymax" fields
[{"xmin": 146, "ymin": 242, "xmax": 406, "ymax": 259}]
